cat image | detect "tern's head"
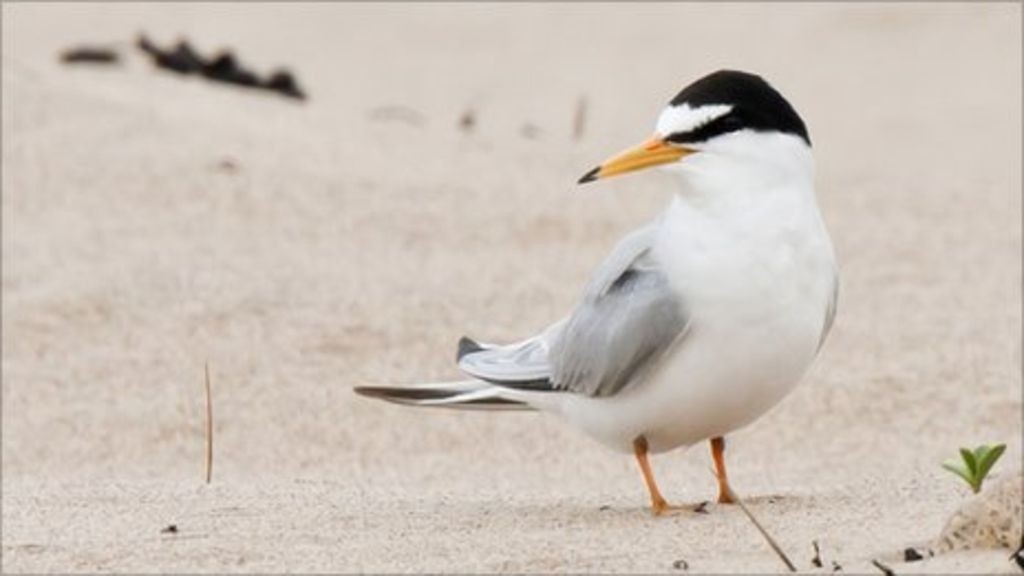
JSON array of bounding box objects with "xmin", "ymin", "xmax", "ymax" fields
[{"xmin": 579, "ymin": 70, "xmax": 812, "ymax": 186}]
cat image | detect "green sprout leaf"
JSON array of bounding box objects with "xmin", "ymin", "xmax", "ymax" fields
[
  {"xmin": 943, "ymin": 443, "xmax": 1006, "ymax": 494},
  {"xmin": 959, "ymin": 448, "xmax": 978, "ymax": 477},
  {"xmin": 941, "ymin": 460, "xmax": 973, "ymax": 487},
  {"xmin": 975, "ymin": 444, "xmax": 1006, "ymax": 483}
]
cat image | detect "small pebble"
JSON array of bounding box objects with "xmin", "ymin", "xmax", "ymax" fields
[
  {"xmin": 458, "ymin": 110, "xmax": 476, "ymax": 132},
  {"xmin": 216, "ymin": 157, "xmax": 239, "ymax": 173},
  {"xmin": 903, "ymin": 547, "xmax": 924, "ymax": 562}
]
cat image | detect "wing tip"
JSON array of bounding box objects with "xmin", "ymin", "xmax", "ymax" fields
[
  {"xmin": 354, "ymin": 385, "xmax": 446, "ymax": 402},
  {"xmin": 456, "ymin": 336, "xmax": 485, "ymax": 362}
]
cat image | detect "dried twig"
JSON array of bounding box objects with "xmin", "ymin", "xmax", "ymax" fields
[
  {"xmin": 870, "ymin": 559, "xmax": 895, "ymax": 575},
  {"xmin": 204, "ymin": 362, "xmax": 213, "ymax": 484},
  {"xmin": 60, "ymin": 46, "xmax": 120, "ymax": 64},
  {"xmin": 712, "ymin": 469, "xmax": 796, "ymax": 572},
  {"xmin": 811, "ymin": 540, "xmax": 823, "ymax": 568},
  {"xmin": 1011, "ymin": 534, "xmax": 1024, "ymax": 569}
]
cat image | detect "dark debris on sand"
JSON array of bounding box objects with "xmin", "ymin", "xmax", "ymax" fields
[
  {"xmin": 810, "ymin": 540, "xmax": 823, "ymax": 568},
  {"xmin": 60, "ymin": 46, "xmax": 120, "ymax": 65},
  {"xmin": 136, "ymin": 34, "xmax": 307, "ymax": 100}
]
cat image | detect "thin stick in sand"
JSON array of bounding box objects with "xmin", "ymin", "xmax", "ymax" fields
[
  {"xmin": 204, "ymin": 362, "xmax": 213, "ymax": 484},
  {"xmin": 712, "ymin": 469, "xmax": 796, "ymax": 572},
  {"xmin": 871, "ymin": 558, "xmax": 896, "ymax": 575}
]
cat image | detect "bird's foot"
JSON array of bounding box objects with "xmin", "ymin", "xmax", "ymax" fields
[{"xmin": 650, "ymin": 498, "xmax": 694, "ymax": 517}]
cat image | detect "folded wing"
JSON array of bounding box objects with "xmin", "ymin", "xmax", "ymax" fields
[{"xmin": 457, "ymin": 226, "xmax": 690, "ymax": 398}]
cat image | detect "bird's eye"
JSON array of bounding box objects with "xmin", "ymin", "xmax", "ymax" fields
[{"xmin": 718, "ymin": 114, "xmax": 743, "ymax": 131}]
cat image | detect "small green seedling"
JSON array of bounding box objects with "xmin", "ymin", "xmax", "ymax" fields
[{"xmin": 942, "ymin": 443, "xmax": 1006, "ymax": 494}]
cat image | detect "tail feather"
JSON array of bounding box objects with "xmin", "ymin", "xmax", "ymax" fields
[{"xmin": 353, "ymin": 380, "xmax": 533, "ymax": 411}]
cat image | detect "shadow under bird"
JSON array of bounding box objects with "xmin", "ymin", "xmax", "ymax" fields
[{"xmin": 356, "ymin": 70, "xmax": 838, "ymax": 515}]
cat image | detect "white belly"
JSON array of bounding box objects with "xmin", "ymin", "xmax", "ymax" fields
[{"xmin": 555, "ymin": 305, "xmax": 823, "ymax": 454}]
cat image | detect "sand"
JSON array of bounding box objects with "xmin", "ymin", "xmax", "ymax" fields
[{"xmin": 2, "ymin": 2, "xmax": 1021, "ymax": 573}]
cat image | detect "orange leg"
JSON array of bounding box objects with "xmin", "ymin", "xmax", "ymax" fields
[
  {"xmin": 633, "ymin": 436, "xmax": 673, "ymax": 515},
  {"xmin": 710, "ymin": 436, "xmax": 735, "ymax": 504}
]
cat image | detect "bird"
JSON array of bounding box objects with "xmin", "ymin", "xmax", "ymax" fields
[{"xmin": 355, "ymin": 70, "xmax": 838, "ymax": 515}]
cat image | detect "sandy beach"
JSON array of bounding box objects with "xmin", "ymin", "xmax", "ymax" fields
[{"xmin": 2, "ymin": 3, "xmax": 1021, "ymax": 573}]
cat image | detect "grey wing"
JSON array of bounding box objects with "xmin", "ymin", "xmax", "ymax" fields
[
  {"xmin": 816, "ymin": 268, "xmax": 839, "ymax": 353},
  {"xmin": 457, "ymin": 226, "xmax": 690, "ymax": 398},
  {"xmin": 548, "ymin": 231, "xmax": 689, "ymax": 397}
]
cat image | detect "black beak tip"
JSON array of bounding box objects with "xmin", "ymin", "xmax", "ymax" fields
[{"xmin": 577, "ymin": 166, "xmax": 600, "ymax": 184}]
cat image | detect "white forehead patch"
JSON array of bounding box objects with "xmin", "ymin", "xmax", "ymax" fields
[{"xmin": 655, "ymin": 103, "xmax": 733, "ymax": 137}]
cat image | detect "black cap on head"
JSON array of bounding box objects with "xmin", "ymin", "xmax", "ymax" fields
[{"xmin": 665, "ymin": 70, "xmax": 810, "ymax": 146}]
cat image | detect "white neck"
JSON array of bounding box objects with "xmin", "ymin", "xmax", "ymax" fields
[
  {"xmin": 666, "ymin": 131, "xmax": 815, "ymax": 208},
  {"xmin": 652, "ymin": 130, "xmax": 833, "ymax": 287}
]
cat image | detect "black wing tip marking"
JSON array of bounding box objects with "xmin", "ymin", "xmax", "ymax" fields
[
  {"xmin": 353, "ymin": 385, "xmax": 527, "ymax": 407},
  {"xmin": 456, "ymin": 336, "xmax": 485, "ymax": 362},
  {"xmin": 353, "ymin": 386, "xmax": 444, "ymax": 401},
  {"xmin": 487, "ymin": 378, "xmax": 557, "ymax": 392}
]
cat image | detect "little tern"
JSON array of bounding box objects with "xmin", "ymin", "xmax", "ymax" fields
[{"xmin": 356, "ymin": 70, "xmax": 838, "ymax": 515}]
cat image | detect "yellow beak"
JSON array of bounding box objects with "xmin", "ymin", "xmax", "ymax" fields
[{"xmin": 578, "ymin": 137, "xmax": 693, "ymax": 184}]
